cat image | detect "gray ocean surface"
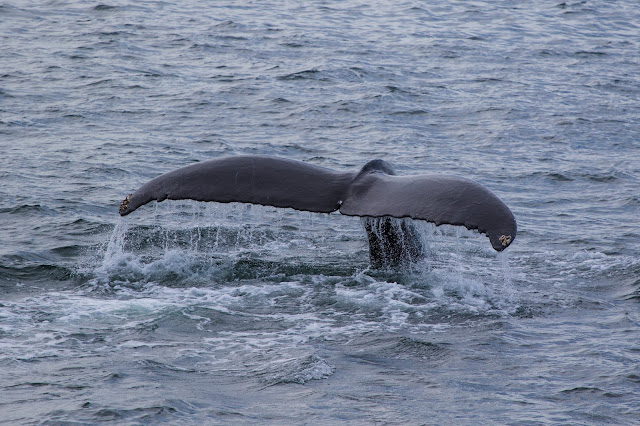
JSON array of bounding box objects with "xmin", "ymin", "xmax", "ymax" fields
[{"xmin": 1, "ymin": 0, "xmax": 639, "ymax": 424}]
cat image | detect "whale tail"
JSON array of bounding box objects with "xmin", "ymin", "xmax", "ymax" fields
[{"xmin": 119, "ymin": 155, "xmax": 516, "ymax": 265}]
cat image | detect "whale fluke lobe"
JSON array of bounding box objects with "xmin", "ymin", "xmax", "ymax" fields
[
  {"xmin": 339, "ymin": 167, "xmax": 517, "ymax": 252},
  {"xmin": 119, "ymin": 156, "xmax": 355, "ymax": 216},
  {"xmin": 120, "ymin": 155, "xmax": 516, "ymax": 264}
]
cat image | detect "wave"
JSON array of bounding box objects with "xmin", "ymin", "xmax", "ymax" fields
[{"xmin": 253, "ymin": 354, "xmax": 335, "ymax": 386}]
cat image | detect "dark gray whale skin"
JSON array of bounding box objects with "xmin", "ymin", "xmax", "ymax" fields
[{"xmin": 119, "ymin": 155, "xmax": 516, "ymax": 264}]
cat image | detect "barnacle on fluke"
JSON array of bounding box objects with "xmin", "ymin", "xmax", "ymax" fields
[
  {"xmin": 499, "ymin": 235, "xmax": 512, "ymax": 247},
  {"xmin": 119, "ymin": 193, "xmax": 132, "ymax": 215}
]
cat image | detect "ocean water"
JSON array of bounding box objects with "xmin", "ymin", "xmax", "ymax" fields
[{"xmin": 1, "ymin": 0, "xmax": 639, "ymax": 424}]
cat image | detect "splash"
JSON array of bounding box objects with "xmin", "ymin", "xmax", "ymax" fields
[
  {"xmin": 86, "ymin": 202, "xmax": 521, "ymax": 321},
  {"xmin": 99, "ymin": 217, "xmax": 130, "ymax": 272},
  {"xmin": 88, "ymin": 202, "xmax": 363, "ymax": 290},
  {"xmin": 361, "ymin": 216, "xmax": 426, "ymax": 268}
]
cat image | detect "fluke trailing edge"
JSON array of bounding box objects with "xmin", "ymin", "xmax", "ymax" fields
[{"xmin": 119, "ymin": 155, "xmax": 517, "ymax": 266}]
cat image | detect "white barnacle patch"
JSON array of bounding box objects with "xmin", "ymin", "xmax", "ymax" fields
[
  {"xmin": 499, "ymin": 235, "xmax": 512, "ymax": 247},
  {"xmin": 119, "ymin": 193, "xmax": 132, "ymax": 215}
]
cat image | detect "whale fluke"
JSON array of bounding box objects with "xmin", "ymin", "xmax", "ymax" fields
[
  {"xmin": 119, "ymin": 155, "xmax": 516, "ymax": 264},
  {"xmin": 119, "ymin": 156, "xmax": 354, "ymax": 216},
  {"xmin": 340, "ymin": 163, "xmax": 516, "ymax": 252}
]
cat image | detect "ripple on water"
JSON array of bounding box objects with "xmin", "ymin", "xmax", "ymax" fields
[{"xmin": 1, "ymin": 0, "xmax": 640, "ymax": 423}]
